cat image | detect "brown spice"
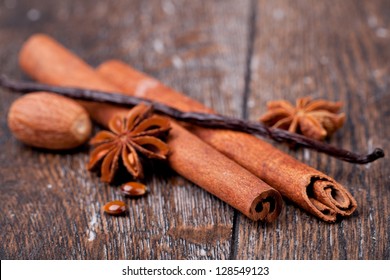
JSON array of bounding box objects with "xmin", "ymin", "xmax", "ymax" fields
[
  {"xmin": 88, "ymin": 103, "xmax": 170, "ymax": 183},
  {"xmin": 7, "ymin": 92, "xmax": 91, "ymax": 150},
  {"xmin": 120, "ymin": 182, "xmax": 148, "ymax": 197},
  {"xmin": 97, "ymin": 60, "xmax": 357, "ymax": 222},
  {"xmin": 259, "ymin": 97, "xmax": 345, "ymax": 140},
  {"xmin": 103, "ymin": 200, "xmax": 127, "ymax": 215}
]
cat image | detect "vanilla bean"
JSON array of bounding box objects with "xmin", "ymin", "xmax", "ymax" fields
[{"xmin": 0, "ymin": 75, "xmax": 384, "ymax": 164}]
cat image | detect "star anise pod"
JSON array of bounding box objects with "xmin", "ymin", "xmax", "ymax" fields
[
  {"xmin": 259, "ymin": 97, "xmax": 346, "ymax": 140},
  {"xmin": 88, "ymin": 103, "xmax": 170, "ymax": 183}
]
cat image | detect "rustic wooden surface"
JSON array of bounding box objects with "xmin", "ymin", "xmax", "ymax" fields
[{"xmin": 0, "ymin": 0, "xmax": 389, "ymax": 260}]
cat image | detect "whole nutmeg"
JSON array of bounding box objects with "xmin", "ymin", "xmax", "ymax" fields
[{"xmin": 8, "ymin": 92, "xmax": 92, "ymax": 150}]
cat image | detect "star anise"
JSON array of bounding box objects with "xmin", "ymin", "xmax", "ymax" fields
[
  {"xmin": 87, "ymin": 103, "xmax": 170, "ymax": 183},
  {"xmin": 259, "ymin": 97, "xmax": 345, "ymax": 140}
]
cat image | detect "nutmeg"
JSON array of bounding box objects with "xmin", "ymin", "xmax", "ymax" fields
[{"xmin": 8, "ymin": 92, "xmax": 92, "ymax": 150}]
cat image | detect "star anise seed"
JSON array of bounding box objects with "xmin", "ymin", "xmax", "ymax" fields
[
  {"xmin": 259, "ymin": 97, "xmax": 345, "ymax": 140},
  {"xmin": 88, "ymin": 103, "xmax": 170, "ymax": 183}
]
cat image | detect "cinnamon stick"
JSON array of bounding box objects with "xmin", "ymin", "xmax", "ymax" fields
[
  {"xmin": 96, "ymin": 60, "xmax": 358, "ymax": 222},
  {"xmin": 18, "ymin": 34, "xmax": 283, "ymax": 222}
]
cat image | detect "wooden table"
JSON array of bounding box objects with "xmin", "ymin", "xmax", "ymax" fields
[{"xmin": 0, "ymin": 0, "xmax": 389, "ymax": 260}]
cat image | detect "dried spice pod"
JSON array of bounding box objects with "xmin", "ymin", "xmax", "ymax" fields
[
  {"xmin": 88, "ymin": 103, "xmax": 171, "ymax": 183},
  {"xmin": 103, "ymin": 200, "xmax": 127, "ymax": 215},
  {"xmin": 259, "ymin": 97, "xmax": 346, "ymax": 141},
  {"xmin": 7, "ymin": 92, "xmax": 91, "ymax": 150},
  {"xmin": 120, "ymin": 182, "xmax": 148, "ymax": 197},
  {"xmin": 2, "ymin": 77, "xmax": 382, "ymax": 163}
]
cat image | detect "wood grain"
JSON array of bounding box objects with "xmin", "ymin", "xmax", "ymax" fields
[{"xmin": 0, "ymin": 0, "xmax": 389, "ymax": 260}]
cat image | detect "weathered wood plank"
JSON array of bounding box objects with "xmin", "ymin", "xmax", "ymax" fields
[
  {"xmin": 0, "ymin": 0, "xmax": 250, "ymax": 259},
  {"xmin": 237, "ymin": 0, "xmax": 390, "ymax": 259}
]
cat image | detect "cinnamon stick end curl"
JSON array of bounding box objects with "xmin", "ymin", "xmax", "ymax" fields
[{"xmin": 250, "ymin": 190, "xmax": 283, "ymax": 223}]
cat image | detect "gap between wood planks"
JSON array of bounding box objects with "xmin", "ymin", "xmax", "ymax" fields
[{"xmin": 230, "ymin": 0, "xmax": 258, "ymax": 260}]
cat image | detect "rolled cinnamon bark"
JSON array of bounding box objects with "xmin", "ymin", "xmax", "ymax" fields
[
  {"xmin": 96, "ymin": 60, "xmax": 357, "ymax": 222},
  {"xmin": 18, "ymin": 34, "xmax": 282, "ymax": 222}
]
